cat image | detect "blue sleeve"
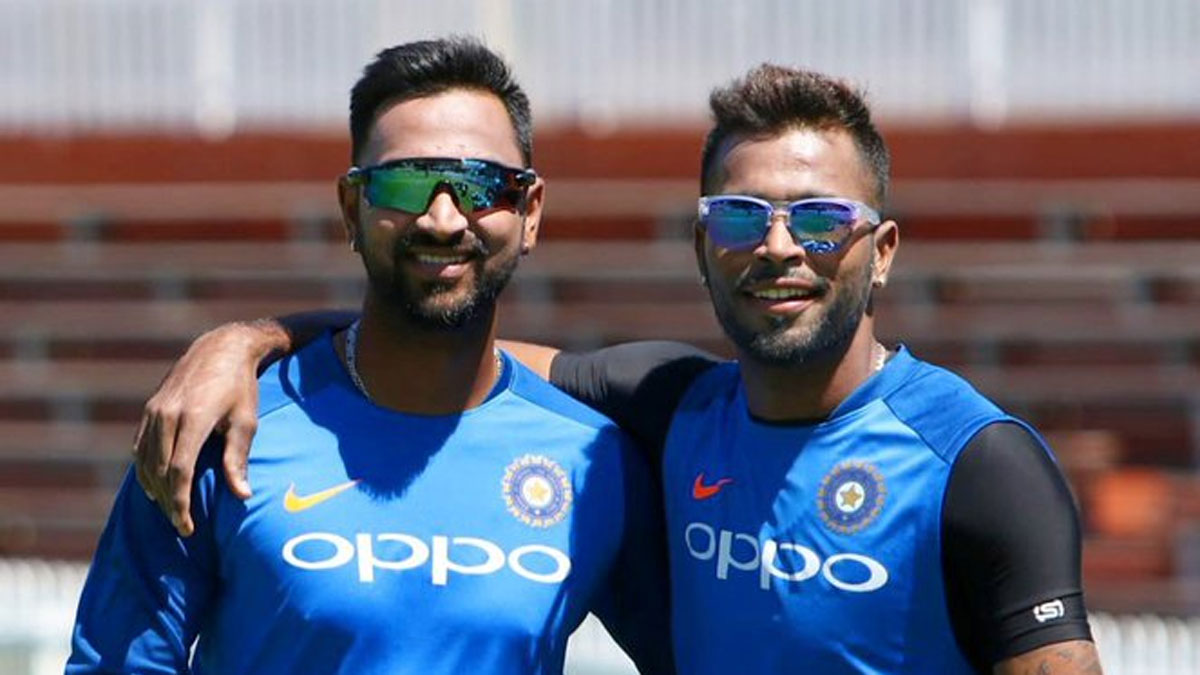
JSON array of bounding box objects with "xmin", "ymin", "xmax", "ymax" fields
[
  {"xmin": 67, "ymin": 450, "xmax": 222, "ymax": 674},
  {"xmin": 589, "ymin": 437, "xmax": 675, "ymax": 675}
]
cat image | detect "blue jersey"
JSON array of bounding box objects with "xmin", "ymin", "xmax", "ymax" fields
[
  {"xmin": 69, "ymin": 333, "xmax": 668, "ymax": 674},
  {"xmin": 663, "ymin": 346, "xmax": 1040, "ymax": 674}
]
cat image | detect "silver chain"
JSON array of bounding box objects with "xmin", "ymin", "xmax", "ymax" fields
[{"xmin": 343, "ymin": 320, "xmax": 503, "ymax": 403}]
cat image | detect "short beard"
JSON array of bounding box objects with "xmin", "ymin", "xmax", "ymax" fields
[
  {"xmin": 710, "ymin": 258, "xmax": 873, "ymax": 367},
  {"xmin": 363, "ymin": 233, "xmax": 519, "ymax": 332}
]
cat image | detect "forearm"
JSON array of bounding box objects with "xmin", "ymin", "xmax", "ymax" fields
[
  {"xmin": 994, "ymin": 640, "xmax": 1102, "ymax": 674},
  {"xmin": 213, "ymin": 310, "xmax": 358, "ymax": 370},
  {"xmin": 496, "ymin": 339, "xmax": 561, "ymax": 380},
  {"xmin": 276, "ymin": 310, "xmax": 358, "ymax": 352}
]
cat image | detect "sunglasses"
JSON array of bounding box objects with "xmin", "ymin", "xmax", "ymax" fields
[
  {"xmin": 698, "ymin": 195, "xmax": 882, "ymax": 253},
  {"xmin": 345, "ymin": 157, "xmax": 538, "ymax": 215}
]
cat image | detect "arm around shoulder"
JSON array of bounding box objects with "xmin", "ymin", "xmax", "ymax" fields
[{"xmin": 133, "ymin": 309, "xmax": 356, "ymax": 536}]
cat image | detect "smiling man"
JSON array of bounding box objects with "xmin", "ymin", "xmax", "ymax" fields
[
  {"xmin": 68, "ymin": 38, "xmax": 671, "ymax": 675},
  {"xmin": 132, "ymin": 65, "xmax": 1101, "ymax": 673}
]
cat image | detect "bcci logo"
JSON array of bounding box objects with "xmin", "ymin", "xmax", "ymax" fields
[
  {"xmin": 817, "ymin": 461, "xmax": 886, "ymax": 534},
  {"xmin": 502, "ymin": 455, "xmax": 573, "ymax": 528}
]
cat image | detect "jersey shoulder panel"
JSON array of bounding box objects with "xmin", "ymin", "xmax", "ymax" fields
[
  {"xmin": 882, "ymin": 356, "xmax": 1010, "ymax": 464},
  {"xmin": 673, "ymin": 361, "xmax": 741, "ymax": 414},
  {"xmin": 506, "ymin": 354, "xmax": 626, "ymax": 434},
  {"xmin": 258, "ymin": 330, "xmax": 344, "ymax": 421}
]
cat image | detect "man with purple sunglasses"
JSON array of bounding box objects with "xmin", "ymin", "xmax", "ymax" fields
[{"xmin": 132, "ymin": 62, "xmax": 1102, "ymax": 673}]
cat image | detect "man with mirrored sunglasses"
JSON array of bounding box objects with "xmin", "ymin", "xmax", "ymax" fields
[
  {"xmin": 68, "ymin": 37, "xmax": 673, "ymax": 675},
  {"xmin": 131, "ymin": 63, "xmax": 1101, "ymax": 673}
]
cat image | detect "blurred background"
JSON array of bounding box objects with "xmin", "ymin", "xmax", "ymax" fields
[{"xmin": 1, "ymin": 0, "xmax": 1198, "ymax": 673}]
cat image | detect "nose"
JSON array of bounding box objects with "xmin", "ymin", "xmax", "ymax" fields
[
  {"xmin": 413, "ymin": 187, "xmax": 469, "ymax": 242},
  {"xmin": 756, "ymin": 212, "xmax": 805, "ymax": 265}
]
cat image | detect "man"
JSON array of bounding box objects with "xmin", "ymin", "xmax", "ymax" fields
[
  {"xmin": 70, "ymin": 38, "xmax": 672, "ymax": 674},
  {"xmin": 134, "ymin": 64, "xmax": 1102, "ymax": 673}
]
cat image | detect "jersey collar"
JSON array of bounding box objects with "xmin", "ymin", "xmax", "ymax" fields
[{"xmin": 737, "ymin": 344, "xmax": 918, "ymax": 428}]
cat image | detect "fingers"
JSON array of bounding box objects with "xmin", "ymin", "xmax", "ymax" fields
[
  {"xmin": 133, "ymin": 397, "xmax": 199, "ymax": 537},
  {"xmin": 165, "ymin": 446, "xmax": 196, "ymax": 537},
  {"xmin": 221, "ymin": 412, "xmax": 257, "ymax": 500},
  {"xmin": 129, "ymin": 323, "xmax": 272, "ymax": 536},
  {"xmin": 133, "ymin": 403, "xmax": 176, "ymax": 507},
  {"xmin": 132, "ymin": 414, "xmax": 155, "ymax": 501}
]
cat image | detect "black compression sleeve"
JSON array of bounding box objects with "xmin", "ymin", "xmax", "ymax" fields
[
  {"xmin": 942, "ymin": 422, "xmax": 1093, "ymax": 670},
  {"xmin": 549, "ymin": 341, "xmax": 719, "ymax": 466}
]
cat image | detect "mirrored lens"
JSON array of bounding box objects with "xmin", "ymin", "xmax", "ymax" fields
[
  {"xmin": 789, "ymin": 201, "xmax": 857, "ymax": 253},
  {"xmin": 360, "ymin": 160, "xmax": 529, "ymax": 214},
  {"xmin": 702, "ymin": 198, "xmax": 771, "ymax": 250},
  {"xmin": 366, "ymin": 171, "xmax": 443, "ymax": 213}
]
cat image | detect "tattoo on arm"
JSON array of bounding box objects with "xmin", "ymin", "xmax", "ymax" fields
[{"xmin": 994, "ymin": 640, "xmax": 1103, "ymax": 675}]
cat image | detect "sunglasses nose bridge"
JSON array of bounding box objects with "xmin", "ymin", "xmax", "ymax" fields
[
  {"xmin": 758, "ymin": 212, "xmax": 805, "ymax": 260},
  {"xmin": 415, "ymin": 187, "xmax": 470, "ymax": 238}
]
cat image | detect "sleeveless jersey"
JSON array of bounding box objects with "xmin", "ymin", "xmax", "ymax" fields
[{"xmin": 663, "ymin": 346, "xmax": 1041, "ymax": 674}]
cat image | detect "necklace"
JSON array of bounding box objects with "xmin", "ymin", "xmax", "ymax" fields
[{"xmin": 344, "ymin": 320, "xmax": 503, "ymax": 403}]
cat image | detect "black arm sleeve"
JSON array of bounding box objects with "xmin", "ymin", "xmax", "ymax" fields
[
  {"xmin": 942, "ymin": 422, "xmax": 1093, "ymax": 671},
  {"xmin": 549, "ymin": 341, "xmax": 720, "ymax": 466}
]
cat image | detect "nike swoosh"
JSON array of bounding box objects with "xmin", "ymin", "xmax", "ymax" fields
[
  {"xmin": 283, "ymin": 479, "xmax": 360, "ymax": 513},
  {"xmin": 692, "ymin": 472, "xmax": 734, "ymax": 500}
]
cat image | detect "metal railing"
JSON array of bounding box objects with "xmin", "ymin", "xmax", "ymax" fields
[{"xmin": 1, "ymin": 0, "xmax": 1197, "ymax": 134}]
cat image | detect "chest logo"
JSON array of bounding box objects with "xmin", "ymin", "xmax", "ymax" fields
[
  {"xmin": 502, "ymin": 455, "xmax": 573, "ymax": 528},
  {"xmin": 817, "ymin": 461, "xmax": 886, "ymax": 534},
  {"xmin": 692, "ymin": 472, "xmax": 734, "ymax": 500},
  {"xmin": 283, "ymin": 479, "xmax": 360, "ymax": 513}
]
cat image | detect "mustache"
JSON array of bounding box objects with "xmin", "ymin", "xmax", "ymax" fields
[
  {"xmin": 393, "ymin": 231, "xmax": 489, "ymax": 257},
  {"xmin": 736, "ymin": 266, "xmax": 831, "ymax": 294}
]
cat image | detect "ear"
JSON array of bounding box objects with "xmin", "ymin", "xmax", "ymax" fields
[
  {"xmin": 337, "ymin": 175, "xmax": 362, "ymax": 251},
  {"xmin": 871, "ymin": 219, "xmax": 899, "ymax": 288},
  {"xmin": 518, "ymin": 176, "xmax": 545, "ymax": 254}
]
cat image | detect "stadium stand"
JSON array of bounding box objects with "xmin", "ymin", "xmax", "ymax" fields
[{"xmin": 2, "ymin": 126, "xmax": 1199, "ymax": 606}]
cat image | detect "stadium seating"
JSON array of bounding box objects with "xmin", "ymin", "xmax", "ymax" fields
[{"xmin": 1, "ymin": 125, "xmax": 1198, "ymax": 614}]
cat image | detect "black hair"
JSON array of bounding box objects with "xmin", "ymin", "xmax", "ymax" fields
[
  {"xmin": 700, "ymin": 64, "xmax": 890, "ymax": 209},
  {"xmin": 349, "ymin": 36, "xmax": 532, "ymax": 167}
]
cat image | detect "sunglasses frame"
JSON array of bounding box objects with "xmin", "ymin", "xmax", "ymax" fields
[
  {"xmin": 698, "ymin": 195, "xmax": 882, "ymax": 253},
  {"xmin": 344, "ymin": 157, "xmax": 538, "ymax": 215}
]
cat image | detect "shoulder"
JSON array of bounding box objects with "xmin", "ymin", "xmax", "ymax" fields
[
  {"xmin": 258, "ymin": 330, "xmax": 344, "ymax": 420},
  {"xmin": 948, "ymin": 422, "xmax": 1059, "ymax": 498},
  {"xmin": 673, "ymin": 361, "xmax": 741, "ymax": 411},
  {"xmin": 506, "ymin": 353, "xmax": 628, "ymax": 434},
  {"xmin": 881, "ymin": 351, "xmax": 1011, "ymax": 462}
]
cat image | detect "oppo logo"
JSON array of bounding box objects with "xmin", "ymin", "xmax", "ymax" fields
[
  {"xmin": 282, "ymin": 532, "xmax": 571, "ymax": 585},
  {"xmin": 684, "ymin": 522, "xmax": 889, "ymax": 593}
]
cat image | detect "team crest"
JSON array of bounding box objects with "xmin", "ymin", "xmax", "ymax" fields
[
  {"xmin": 502, "ymin": 455, "xmax": 573, "ymax": 528},
  {"xmin": 817, "ymin": 461, "xmax": 886, "ymax": 534}
]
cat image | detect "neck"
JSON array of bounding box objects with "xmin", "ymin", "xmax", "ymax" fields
[
  {"xmin": 337, "ymin": 293, "xmax": 503, "ymax": 414},
  {"xmin": 739, "ymin": 322, "xmax": 882, "ymax": 423}
]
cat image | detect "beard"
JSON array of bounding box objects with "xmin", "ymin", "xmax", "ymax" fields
[
  {"xmin": 708, "ymin": 256, "xmax": 873, "ymax": 367},
  {"xmin": 362, "ymin": 230, "xmax": 519, "ymax": 332}
]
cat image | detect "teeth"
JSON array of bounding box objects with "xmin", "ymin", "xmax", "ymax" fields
[
  {"xmin": 415, "ymin": 253, "xmax": 469, "ymax": 264},
  {"xmin": 752, "ymin": 288, "xmax": 810, "ymax": 300}
]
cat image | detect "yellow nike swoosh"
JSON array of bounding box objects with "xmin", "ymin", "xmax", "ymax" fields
[{"xmin": 283, "ymin": 479, "xmax": 360, "ymax": 513}]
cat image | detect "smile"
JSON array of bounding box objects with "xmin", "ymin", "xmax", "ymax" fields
[
  {"xmin": 749, "ymin": 288, "xmax": 816, "ymax": 301},
  {"xmin": 413, "ymin": 252, "xmax": 472, "ymax": 264}
]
